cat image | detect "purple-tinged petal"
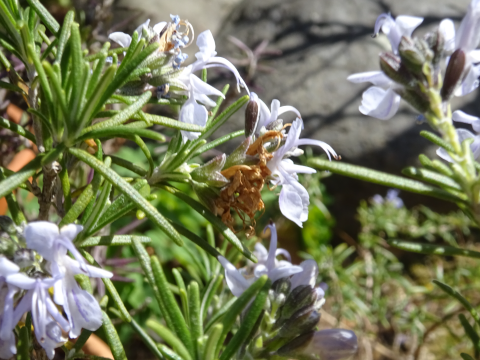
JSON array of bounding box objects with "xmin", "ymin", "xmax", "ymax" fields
[
  {"xmin": 108, "ymin": 32, "xmax": 132, "ymax": 48},
  {"xmin": 359, "ymin": 86, "xmax": 400, "ymax": 120},
  {"xmin": 218, "ymin": 256, "xmax": 253, "ymax": 297},
  {"xmin": 299, "ymin": 329, "xmax": 358, "ymax": 360},
  {"xmin": 179, "ymin": 96, "xmax": 208, "ymax": 141},
  {"xmin": 0, "ymin": 331, "xmax": 16, "ymax": 358},
  {"xmin": 6, "ymin": 273, "xmax": 36, "ymax": 289},
  {"xmin": 279, "ymin": 180, "xmax": 309, "ymax": 228},
  {"xmin": 0, "ymin": 257, "xmax": 19, "ymax": 276},
  {"xmin": 456, "ymin": 0, "xmax": 480, "ymax": 51},
  {"xmin": 452, "ymin": 110, "xmax": 480, "ymax": 132},
  {"xmin": 59, "ymin": 224, "xmax": 83, "ymax": 242},
  {"xmin": 24, "ymin": 222, "xmax": 60, "ymax": 261},
  {"xmin": 436, "ymin": 129, "xmax": 476, "ymax": 162},
  {"xmin": 268, "ymin": 266, "xmax": 303, "ymax": 283},
  {"xmin": 439, "ymin": 19, "xmax": 456, "ymax": 52}
]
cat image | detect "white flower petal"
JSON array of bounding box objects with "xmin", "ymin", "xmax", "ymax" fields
[
  {"xmin": 6, "ymin": 273, "xmax": 36, "ymax": 289},
  {"xmin": 0, "ymin": 257, "xmax": 19, "ymax": 276},
  {"xmin": 134, "ymin": 19, "xmax": 151, "ymax": 37},
  {"xmin": 439, "ymin": 19, "xmax": 456, "ymax": 52},
  {"xmin": 395, "ymin": 16, "xmax": 424, "ymax": 37},
  {"xmin": 280, "ymin": 159, "xmax": 317, "ymax": 175},
  {"xmin": 290, "ymin": 259, "xmax": 319, "ymax": 290},
  {"xmin": 25, "ymin": 222, "xmax": 60, "ymax": 261},
  {"xmin": 456, "ymin": 1, "xmax": 480, "ymax": 51},
  {"xmin": 195, "ymin": 30, "xmax": 217, "ymax": 61},
  {"xmin": 268, "ymin": 266, "xmax": 303, "ymax": 283},
  {"xmin": 180, "ymin": 96, "xmax": 208, "ymax": 141},
  {"xmin": 218, "ymin": 256, "xmax": 253, "ymax": 297},
  {"xmin": 452, "ymin": 110, "xmax": 480, "ymax": 132},
  {"xmin": 153, "ymin": 21, "xmax": 167, "ymax": 35},
  {"xmin": 60, "ymin": 224, "xmax": 83, "ymax": 242},
  {"xmin": 108, "ymin": 32, "xmax": 132, "ymax": 48},
  {"xmin": 0, "ymin": 331, "xmax": 16, "ymax": 358},
  {"xmin": 455, "ymin": 63, "xmax": 480, "ymax": 96},
  {"xmin": 436, "ymin": 129, "xmax": 477, "ymax": 162},
  {"xmin": 359, "ymin": 87, "xmax": 400, "ymax": 120},
  {"xmin": 347, "ymin": 71, "xmax": 392, "ymax": 87},
  {"xmin": 279, "ymin": 181, "xmax": 309, "ymax": 227}
]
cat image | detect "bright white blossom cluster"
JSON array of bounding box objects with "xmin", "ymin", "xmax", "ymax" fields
[{"xmin": 0, "ymin": 222, "xmax": 112, "ymax": 359}]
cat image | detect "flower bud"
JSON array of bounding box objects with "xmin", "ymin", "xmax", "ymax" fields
[
  {"xmin": 278, "ymin": 329, "xmax": 358, "ymax": 360},
  {"xmin": 191, "ymin": 154, "xmax": 229, "ymax": 187},
  {"xmin": 0, "ymin": 216, "xmax": 16, "ymax": 235},
  {"xmin": 265, "ymin": 119, "xmax": 284, "ymax": 132},
  {"xmin": 379, "ymin": 52, "xmax": 415, "ymax": 87},
  {"xmin": 279, "ymin": 284, "xmax": 318, "ymax": 322},
  {"xmin": 441, "ymin": 49, "xmax": 466, "ymax": 101},
  {"xmin": 396, "ymin": 88, "xmax": 430, "ymax": 114},
  {"xmin": 223, "ymin": 137, "xmax": 258, "ymax": 169},
  {"xmin": 272, "ymin": 277, "xmax": 291, "ymax": 296},
  {"xmin": 245, "ymin": 93, "xmax": 260, "ymax": 137},
  {"xmin": 278, "ymin": 306, "xmax": 320, "ymax": 338},
  {"xmin": 398, "ymin": 36, "xmax": 425, "ymax": 73},
  {"xmin": 425, "ymin": 28, "xmax": 445, "ymax": 67}
]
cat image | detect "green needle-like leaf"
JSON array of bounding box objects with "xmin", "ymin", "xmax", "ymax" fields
[
  {"xmin": 58, "ymin": 184, "xmax": 94, "ymax": 227},
  {"xmin": 69, "ymin": 148, "xmax": 183, "ymax": 245},
  {"xmin": 167, "ymin": 220, "xmax": 221, "ymax": 258},
  {"xmin": 151, "ymin": 256, "xmax": 194, "ymax": 357},
  {"xmin": 192, "ymin": 130, "xmax": 244, "ymax": 158},
  {"xmin": 219, "ymin": 277, "xmax": 271, "ymax": 360},
  {"xmin": 188, "ymin": 281, "xmax": 202, "ymax": 359},
  {"xmin": 0, "ymin": 168, "xmax": 26, "ymax": 225},
  {"xmin": 56, "ymin": 10, "xmax": 74, "ymax": 63},
  {"xmin": 0, "ymin": 155, "xmax": 41, "ymax": 199},
  {"xmin": 200, "ymin": 95, "xmax": 249, "ymax": 140},
  {"xmin": 158, "ymin": 344, "xmax": 186, "ymax": 360},
  {"xmin": 433, "ymin": 280, "xmax": 480, "ymax": 328},
  {"xmin": 308, "ymin": 158, "xmax": 467, "ymax": 203},
  {"xmin": 146, "ymin": 319, "xmax": 193, "ymax": 360},
  {"xmin": 402, "ymin": 167, "xmax": 461, "ymax": 191},
  {"xmin": 78, "ymin": 235, "xmax": 152, "ymax": 247},
  {"xmin": 215, "ymin": 275, "xmax": 269, "ymax": 358},
  {"xmin": 16, "ymin": 324, "xmax": 30, "ymax": 360},
  {"xmin": 25, "ymin": 0, "xmax": 59, "ymax": 34},
  {"xmin": 204, "ymin": 324, "xmax": 223, "ymax": 360},
  {"xmin": 101, "ymin": 311, "xmax": 127, "ymax": 360},
  {"xmin": 459, "ymin": 313, "xmax": 480, "ymax": 356}
]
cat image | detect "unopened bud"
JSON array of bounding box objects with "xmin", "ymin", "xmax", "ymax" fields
[
  {"xmin": 425, "ymin": 29, "xmax": 445, "ymax": 67},
  {"xmin": 265, "ymin": 119, "xmax": 283, "ymax": 131},
  {"xmin": 379, "ymin": 52, "xmax": 415, "ymax": 87},
  {"xmin": 223, "ymin": 137, "xmax": 257, "ymax": 169},
  {"xmin": 272, "ymin": 277, "xmax": 291, "ymax": 296},
  {"xmin": 283, "ymin": 329, "xmax": 358, "ymax": 360},
  {"xmin": 441, "ymin": 49, "xmax": 466, "ymax": 101},
  {"xmin": 191, "ymin": 154, "xmax": 229, "ymax": 187},
  {"xmin": 396, "ymin": 88, "xmax": 430, "ymax": 114},
  {"xmin": 278, "ymin": 306, "xmax": 320, "ymax": 338},
  {"xmin": 0, "ymin": 216, "xmax": 16, "ymax": 235},
  {"xmin": 398, "ymin": 36, "xmax": 425, "ymax": 72},
  {"xmin": 245, "ymin": 93, "xmax": 260, "ymax": 137},
  {"xmin": 191, "ymin": 181, "xmax": 221, "ymax": 214},
  {"xmin": 279, "ymin": 285, "xmax": 317, "ymax": 322}
]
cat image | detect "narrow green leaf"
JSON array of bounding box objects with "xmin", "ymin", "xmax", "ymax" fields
[
  {"xmin": 58, "ymin": 184, "xmax": 94, "ymax": 227},
  {"xmin": 219, "ymin": 277, "xmax": 271, "ymax": 360},
  {"xmin": 173, "ymin": 269, "xmax": 189, "ymax": 319},
  {"xmin": 79, "ymin": 235, "xmax": 152, "ymax": 247},
  {"xmin": 68, "ymin": 23, "xmax": 85, "ymax": 131},
  {"xmin": 133, "ymin": 112, "xmax": 205, "ymax": 132},
  {"xmin": 16, "ymin": 324, "xmax": 30, "ymax": 360},
  {"xmin": 204, "ymin": 325, "xmax": 223, "ymax": 360},
  {"xmin": 0, "ymin": 168, "xmax": 26, "ymax": 225},
  {"xmin": 25, "ymin": 0, "xmax": 59, "ymax": 34},
  {"xmin": 0, "ymin": 117, "xmax": 35, "ymax": 143},
  {"xmin": 101, "ymin": 311, "xmax": 127, "ymax": 360},
  {"xmin": 56, "ymin": 10, "xmax": 74, "ymax": 63},
  {"xmin": 109, "ymin": 155, "xmax": 147, "ymax": 176},
  {"xmin": 151, "ymin": 256, "xmax": 194, "ymax": 356},
  {"xmin": 207, "ymin": 85, "xmax": 229, "ymax": 125},
  {"xmin": 82, "ymin": 91, "xmax": 151, "ymax": 133},
  {"xmin": 0, "ymin": 80, "xmax": 25, "ymax": 94},
  {"xmin": 308, "ymin": 158, "xmax": 467, "ymax": 203},
  {"xmin": 200, "ymin": 95, "xmax": 249, "ymax": 140},
  {"xmin": 158, "ymin": 344, "xmax": 186, "ymax": 360},
  {"xmin": 43, "ymin": 61, "xmax": 68, "ymax": 133},
  {"xmin": 188, "ymin": 281, "xmax": 202, "ymax": 358},
  {"xmin": 81, "ymin": 250, "xmax": 132, "ymax": 323},
  {"xmin": 77, "ymin": 65, "xmax": 117, "ymax": 134},
  {"xmin": 69, "ymin": 148, "xmax": 183, "ymax": 245},
  {"xmin": 200, "ymin": 275, "xmax": 223, "ymax": 322},
  {"xmin": 163, "ymin": 186, "xmax": 255, "ymax": 261},
  {"xmin": 461, "ymin": 353, "xmax": 475, "ymax": 360},
  {"xmin": 130, "ymin": 237, "xmax": 173, "ymax": 325},
  {"xmin": 81, "ymin": 178, "xmax": 113, "ymax": 237},
  {"xmin": 388, "ymin": 240, "xmax": 480, "ymax": 259},
  {"xmin": 420, "ymin": 130, "xmax": 455, "ymax": 153},
  {"xmin": 0, "ymin": 155, "xmax": 41, "ymax": 199},
  {"xmin": 433, "ymin": 280, "xmax": 480, "ymax": 328},
  {"xmin": 167, "ymin": 219, "xmax": 221, "ymax": 258},
  {"xmin": 72, "ymin": 330, "xmax": 92, "ymax": 354},
  {"xmin": 193, "ymin": 130, "xmax": 244, "ymax": 158},
  {"xmin": 146, "ymin": 319, "xmax": 193, "ymax": 360},
  {"xmin": 215, "ymin": 275, "xmax": 269, "ymax": 357},
  {"xmin": 85, "ymin": 180, "xmax": 149, "ymax": 237},
  {"xmin": 93, "ymin": 42, "xmax": 159, "ymax": 117},
  {"xmin": 459, "ymin": 313, "xmax": 480, "ymax": 355},
  {"xmin": 402, "ymin": 167, "xmax": 461, "ymax": 191},
  {"xmin": 204, "ymin": 297, "xmax": 235, "ymax": 333},
  {"xmin": 78, "ymin": 126, "xmax": 165, "ymax": 143},
  {"xmin": 121, "ymin": 314, "xmax": 164, "ymax": 360},
  {"xmin": 59, "ymin": 157, "xmax": 72, "ymax": 212}
]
